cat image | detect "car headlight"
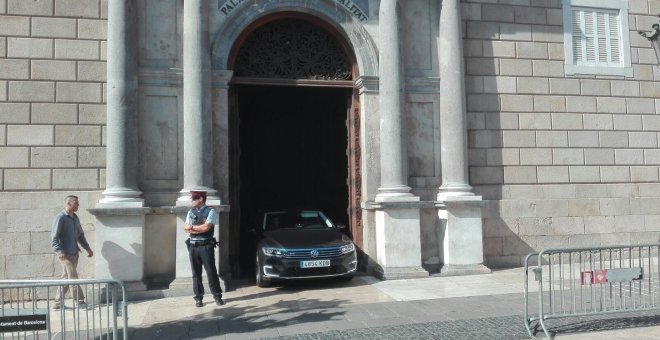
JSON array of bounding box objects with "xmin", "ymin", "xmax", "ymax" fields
[
  {"xmin": 340, "ymin": 242, "xmax": 355, "ymax": 254},
  {"xmin": 262, "ymin": 247, "xmax": 286, "ymax": 257}
]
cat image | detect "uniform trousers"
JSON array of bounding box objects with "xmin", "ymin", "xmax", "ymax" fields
[{"xmin": 188, "ymin": 243, "xmax": 223, "ymax": 301}]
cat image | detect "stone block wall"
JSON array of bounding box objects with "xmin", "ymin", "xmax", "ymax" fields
[
  {"xmin": 0, "ymin": 0, "xmax": 107, "ymax": 279},
  {"xmin": 463, "ymin": 0, "xmax": 660, "ymax": 267},
  {"xmin": 3, "ymin": 0, "xmax": 660, "ymax": 279},
  {"xmin": 0, "ymin": 191, "xmax": 99, "ymax": 279}
]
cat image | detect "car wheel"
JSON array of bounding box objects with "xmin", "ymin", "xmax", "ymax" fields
[{"xmin": 255, "ymin": 252, "xmax": 269, "ymax": 288}]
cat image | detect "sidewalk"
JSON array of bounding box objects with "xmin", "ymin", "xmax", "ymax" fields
[{"xmin": 122, "ymin": 268, "xmax": 660, "ymax": 339}]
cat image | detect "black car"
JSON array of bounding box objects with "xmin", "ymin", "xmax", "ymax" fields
[{"xmin": 254, "ymin": 209, "xmax": 357, "ymax": 287}]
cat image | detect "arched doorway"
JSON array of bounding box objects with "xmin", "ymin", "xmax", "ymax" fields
[{"xmin": 227, "ymin": 14, "xmax": 362, "ymax": 278}]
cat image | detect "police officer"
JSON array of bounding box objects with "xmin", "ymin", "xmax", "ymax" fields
[{"xmin": 184, "ymin": 190, "xmax": 225, "ymax": 307}]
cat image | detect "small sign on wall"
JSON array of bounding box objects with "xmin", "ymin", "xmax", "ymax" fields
[
  {"xmin": 593, "ymin": 269, "xmax": 608, "ymax": 284},
  {"xmin": 581, "ymin": 271, "xmax": 593, "ymax": 285},
  {"xmin": 580, "ymin": 268, "xmax": 643, "ymax": 285},
  {"xmin": 0, "ymin": 314, "xmax": 47, "ymax": 333}
]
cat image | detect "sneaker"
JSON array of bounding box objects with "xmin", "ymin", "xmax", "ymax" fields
[
  {"xmin": 215, "ymin": 298, "xmax": 225, "ymax": 306},
  {"xmin": 77, "ymin": 302, "xmax": 88, "ymax": 309},
  {"xmin": 195, "ymin": 300, "xmax": 203, "ymax": 307}
]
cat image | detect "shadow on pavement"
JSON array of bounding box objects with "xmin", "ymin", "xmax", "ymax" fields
[
  {"xmin": 128, "ymin": 277, "xmax": 367, "ymax": 340},
  {"xmin": 224, "ymin": 275, "xmax": 368, "ymax": 304},
  {"xmin": 128, "ymin": 296, "xmax": 350, "ymax": 339},
  {"xmin": 542, "ymin": 312, "xmax": 660, "ymax": 338}
]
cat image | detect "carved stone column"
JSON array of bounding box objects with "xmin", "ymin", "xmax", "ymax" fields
[
  {"xmin": 437, "ymin": 0, "xmax": 489, "ymax": 276},
  {"xmin": 90, "ymin": 0, "xmax": 148, "ymax": 293},
  {"xmin": 437, "ymin": 0, "xmax": 472, "ymax": 201},
  {"xmin": 376, "ymin": 0, "xmax": 415, "ymax": 201},
  {"xmin": 100, "ymin": 0, "xmax": 143, "ymax": 206},
  {"xmin": 211, "ymin": 70, "xmax": 233, "ymax": 278},
  {"xmin": 371, "ymin": 0, "xmax": 427, "ymax": 280},
  {"xmin": 171, "ymin": 0, "xmax": 224, "ymax": 293},
  {"xmin": 179, "ymin": 0, "xmax": 218, "ymax": 202}
]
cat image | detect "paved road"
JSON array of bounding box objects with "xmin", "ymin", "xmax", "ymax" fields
[
  {"xmin": 130, "ymin": 293, "xmax": 531, "ymax": 339},
  {"xmin": 269, "ymin": 315, "xmax": 529, "ymax": 339},
  {"xmin": 16, "ymin": 268, "xmax": 660, "ymax": 339},
  {"xmin": 121, "ymin": 269, "xmax": 660, "ymax": 339}
]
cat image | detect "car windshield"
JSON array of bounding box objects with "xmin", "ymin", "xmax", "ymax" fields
[{"xmin": 263, "ymin": 210, "xmax": 335, "ymax": 231}]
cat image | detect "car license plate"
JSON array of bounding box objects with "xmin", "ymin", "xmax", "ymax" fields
[{"xmin": 300, "ymin": 260, "xmax": 330, "ymax": 268}]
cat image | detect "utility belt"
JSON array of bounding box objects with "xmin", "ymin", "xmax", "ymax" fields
[{"xmin": 185, "ymin": 238, "xmax": 218, "ymax": 247}]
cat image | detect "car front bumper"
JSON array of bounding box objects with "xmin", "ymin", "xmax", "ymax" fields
[{"xmin": 261, "ymin": 251, "xmax": 358, "ymax": 279}]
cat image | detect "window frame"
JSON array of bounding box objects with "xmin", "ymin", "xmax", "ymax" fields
[{"xmin": 562, "ymin": 0, "xmax": 633, "ymax": 77}]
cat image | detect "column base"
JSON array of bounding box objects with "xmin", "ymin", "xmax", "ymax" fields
[
  {"xmin": 168, "ymin": 277, "xmax": 227, "ymax": 298},
  {"xmin": 437, "ymin": 184, "xmax": 474, "ymax": 201},
  {"xmin": 376, "ymin": 185, "xmax": 417, "ymax": 202},
  {"xmin": 121, "ymin": 280, "xmax": 148, "ymax": 297},
  {"xmin": 101, "ymin": 280, "xmax": 149, "ymax": 302},
  {"xmin": 177, "ymin": 188, "xmax": 220, "ymax": 203},
  {"xmin": 163, "ymin": 277, "xmax": 197, "ymax": 299},
  {"xmin": 375, "ymin": 266, "xmax": 429, "ymax": 280},
  {"xmin": 98, "ymin": 188, "xmax": 144, "ymax": 207},
  {"xmin": 437, "ymin": 196, "xmax": 489, "ymax": 277},
  {"xmin": 89, "ymin": 209, "xmax": 148, "ymax": 283},
  {"xmin": 439, "ymin": 263, "xmax": 491, "ymax": 277},
  {"xmin": 374, "ymin": 204, "xmax": 426, "ymax": 280},
  {"xmin": 111, "ymin": 279, "xmax": 217, "ymax": 302}
]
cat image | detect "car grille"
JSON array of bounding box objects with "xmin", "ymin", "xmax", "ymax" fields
[
  {"xmin": 283, "ymin": 265, "xmax": 349, "ymax": 276},
  {"xmin": 283, "ymin": 247, "xmax": 343, "ymax": 259}
]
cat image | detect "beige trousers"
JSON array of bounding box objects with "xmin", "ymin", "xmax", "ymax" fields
[{"xmin": 54, "ymin": 253, "xmax": 85, "ymax": 303}]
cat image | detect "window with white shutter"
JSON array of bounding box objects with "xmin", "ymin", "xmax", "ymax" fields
[{"xmin": 562, "ymin": 0, "xmax": 632, "ymax": 76}]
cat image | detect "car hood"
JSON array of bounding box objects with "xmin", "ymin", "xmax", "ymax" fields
[{"xmin": 261, "ymin": 229, "xmax": 348, "ymax": 248}]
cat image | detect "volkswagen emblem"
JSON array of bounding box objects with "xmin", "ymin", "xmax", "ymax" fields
[{"xmin": 310, "ymin": 249, "xmax": 319, "ymax": 258}]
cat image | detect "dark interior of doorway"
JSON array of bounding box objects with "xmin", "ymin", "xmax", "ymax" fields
[{"xmin": 236, "ymin": 85, "xmax": 351, "ymax": 278}]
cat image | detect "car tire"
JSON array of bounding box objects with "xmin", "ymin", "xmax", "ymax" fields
[{"xmin": 256, "ymin": 252, "xmax": 269, "ymax": 288}]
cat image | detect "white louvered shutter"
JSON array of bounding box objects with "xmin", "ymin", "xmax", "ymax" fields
[{"xmin": 571, "ymin": 7, "xmax": 622, "ymax": 67}]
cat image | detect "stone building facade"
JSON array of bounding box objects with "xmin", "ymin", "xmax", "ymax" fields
[{"xmin": 1, "ymin": 0, "xmax": 659, "ymax": 294}]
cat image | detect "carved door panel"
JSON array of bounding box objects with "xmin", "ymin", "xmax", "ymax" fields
[{"xmin": 346, "ymin": 89, "xmax": 362, "ymax": 248}]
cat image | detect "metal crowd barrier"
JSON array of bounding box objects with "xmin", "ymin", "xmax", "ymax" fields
[
  {"xmin": 0, "ymin": 278, "xmax": 128, "ymax": 340},
  {"xmin": 524, "ymin": 244, "xmax": 660, "ymax": 339}
]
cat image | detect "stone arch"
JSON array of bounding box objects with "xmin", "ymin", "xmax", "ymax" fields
[{"xmin": 210, "ymin": 0, "xmax": 378, "ymax": 77}]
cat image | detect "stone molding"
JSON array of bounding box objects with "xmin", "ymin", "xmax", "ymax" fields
[
  {"xmin": 210, "ymin": 0, "xmax": 378, "ymax": 76},
  {"xmin": 439, "ymin": 263, "xmax": 491, "ymax": 277},
  {"xmin": 89, "ymin": 205, "xmax": 231, "ymax": 217},
  {"xmin": 355, "ymin": 75, "xmax": 379, "ymax": 94},
  {"xmin": 211, "ymin": 70, "xmax": 234, "ymax": 88},
  {"xmin": 138, "ymin": 68, "xmax": 183, "ymax": 87},
  {"xmin": 375, "ymin": 266, "xmax": 429, "ymax": 280}
]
